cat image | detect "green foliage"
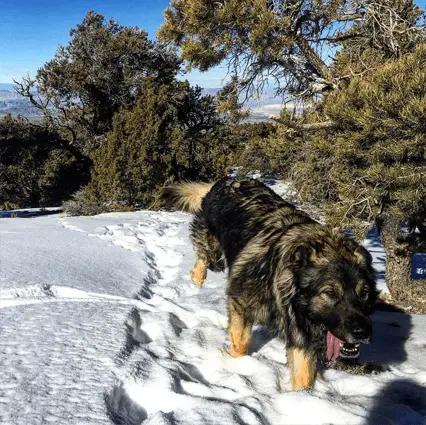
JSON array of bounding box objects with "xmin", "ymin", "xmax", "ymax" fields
[
  {"xmin": 333, "ymin": 1, "xmax": 425, "ymax": 87},
  {"xmin": 159, "ymin": 0, "xmax": 425, "ymax": 106},
  {"xmin": 68, "ymin": 78, "xmax": 234, "ymax": 215},
  {"xmin": 342, "ymin": 0, "xmax": 424, "ymax": 61},
  {"xmin": 0, "ymin": 115, "xmax": 86, "ymax": 209},
  {"xmin": 17, "ymin": 11, "xmax": 181, "ymax": 157},
  {"xmin": 290, "ymin": 44, "xmax": 426, "ymax": 239},
  {"xmin": 158, "ymin": 0, "xmax": 350, "ymax": 104},
  {"xmin": 230, "ymin": 122, "xmax": 286, "ymax": 174},
  {"xmin": 9, "ymin": 11, "xmax": 184, "ymax": 211},
  {"xmin": 215, "ymin": 76, "xmax": 249, "ymax": 123}
]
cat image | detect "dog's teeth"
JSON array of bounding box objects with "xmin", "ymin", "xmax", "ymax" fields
[{"xmin": 341, "ymin": 347, "xmax": 359, "ymax": 353}]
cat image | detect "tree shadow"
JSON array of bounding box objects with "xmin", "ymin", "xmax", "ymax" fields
[
  {"xmin": 365, "ymin": 227, "xmax": 386, "ymax": 280},
  {"xmin": 366, "ymin": 379, "xmax": 426, "ymax": 425},
  {"xmin": 365, "ymin": 227, "xmax": 384, "ymax": 248},
  {"xmin": 248, "ymin": 327, "xmax": 275, "ymax": 355},
  {"xmin": 105, "ymin": 384, "xmax": 148, "ymax": 425},
  {"xmin": 374, "ymin": 262, "xmax": 386, "ymax": 281},
  {"xmin": 0, "ymin": 208, "xmax": 61, "ymax": 218},
  {"xmin": 361, "ymin": 307, "xmax": 412, "ymax": 366}
]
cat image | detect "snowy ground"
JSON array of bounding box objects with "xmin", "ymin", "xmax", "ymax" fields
[{"xmin": 1, "ymin": 185, "xmax": 425, "ymax": 425}]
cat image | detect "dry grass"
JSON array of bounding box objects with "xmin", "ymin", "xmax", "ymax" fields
[{"xmin": 378, "ymin": 293, "xmax": 426, "ymax": 315}]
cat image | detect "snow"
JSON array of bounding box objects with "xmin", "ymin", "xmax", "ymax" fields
[{"xmin": 1, "ymin": 187, "xmax": 425, "ymax": 424}]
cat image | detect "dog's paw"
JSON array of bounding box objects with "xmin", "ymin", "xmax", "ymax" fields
[
  {"xmin": 190, "ymin": 269, "xmax": 205, "ymax": 287},
  {"xmin": 291, "ymin": 376, "xmax": 315, "ymax": 391},
  {"xmin": 227, "ymin": 343, "xmax": 249, "ymax": 358},
  {"xmin": 223, "ymin": 340, "xmax": 246, "ymax": 358}
]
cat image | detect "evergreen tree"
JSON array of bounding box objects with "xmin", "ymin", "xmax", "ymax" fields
[
  {"xmin": 288, "ymin": 45, "xmax": 426, "ymax": 304},
  {"xmin": 16, "ymin": 11, "xmax": 181, "ymax": 159},
  {"xmin": 0, "ymin": 116, "xmax": 85, "ymax": 208},
  {"xmin": 66, "ymin": 78, "xmax": 232, "ymax": 214},
  {"xmin": 158, "ymin": 0, "xmax": 425, "ymax": 104}
]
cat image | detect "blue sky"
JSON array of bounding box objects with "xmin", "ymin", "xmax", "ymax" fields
[
  {"xmin": 0, "ymin": 0, "xmax": 227, "ymax": 88},
  {"xmin": 1, "ymin": 0, "xmax": 425, "ymax": 88}
]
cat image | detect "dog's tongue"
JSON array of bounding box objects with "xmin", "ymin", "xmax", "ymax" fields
[{"xmin": 326, "ymin": 331, "xmax": 343, "ymax": 361}]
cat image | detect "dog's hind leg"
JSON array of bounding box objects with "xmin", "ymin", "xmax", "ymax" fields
[
  {"xmin": 189, "ymin": 212, "xmax": 225, "ymax": 287},
  {"xmin": 227, "ymin": 297, "xmax": 253, "ymax": 357},
  {"xmin": 287, "ymin": 347, "xmax": 317, "ymax": 390},
  {"xmin": 190, "ymin": 258, "xmax": 207, "ymax": 287}
]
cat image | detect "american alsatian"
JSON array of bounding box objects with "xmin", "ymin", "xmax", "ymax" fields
[{"xmin": 164, "ymin": 177, "xmax": 377, "ymax": 390}]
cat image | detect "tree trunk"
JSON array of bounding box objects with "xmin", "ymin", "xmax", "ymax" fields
[{"xmin": 377, "ymin": 207, "xmax": 426, "ymax": 303}]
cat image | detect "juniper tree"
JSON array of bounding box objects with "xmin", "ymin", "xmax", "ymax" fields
[
  {"xmin": 158, "ymin": 0, "xmax": 425, "ymax": 106},
  {"xmin": 288, "ymin": 45, "xmax": 426, "ymax": 304},
  {"xmin": 15, "ymin": 11, "xmax": 181, "ymax": 159},
  {"xmin": 0, "ymin": 115, "xmax": 84, "ymax": 208},
  {"xmin": 159, "ymin": 0, "xmax": 426, "ymax": 304},
  {"xmin": 70, "ymin": 78, "xmax": 232, "ymax": 214}
]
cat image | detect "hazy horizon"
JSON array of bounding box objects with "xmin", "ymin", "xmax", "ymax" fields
[{"xmin": 0, "ymin": 83, "xmax": 15, "ymax": 90}]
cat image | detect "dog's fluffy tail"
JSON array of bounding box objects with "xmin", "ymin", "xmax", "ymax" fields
[{"xmin": 163, "ymin": 182, "xmax": 214, "ymax": 213}]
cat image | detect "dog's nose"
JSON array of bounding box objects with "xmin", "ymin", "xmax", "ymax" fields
[{"xmin": 348, "ymin": 315, "xmax": 372, "ymax": 343}]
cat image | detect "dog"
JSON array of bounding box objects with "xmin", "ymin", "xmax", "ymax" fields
[{"xmin": 164, "ymin": 177, "xmax": 378, "ymax": 390}]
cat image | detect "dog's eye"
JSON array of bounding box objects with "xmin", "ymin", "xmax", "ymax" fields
[
  {"xmin": 360, "ymin": 286, "xmax": 370, "ymax": 299},
  {"xmin": 322, "ymin": 289, "xmax": 337, "ymax": 299}
]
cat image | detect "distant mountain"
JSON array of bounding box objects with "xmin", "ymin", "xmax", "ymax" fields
[
  {"xmin": 201, "ymin": 87, "xmax": 283, "ymax": 106},
  {"xmin": 0, "ymin": 85, "xmax": 283, "ymax": 120},
  {"xmin": 0, "ymin": 90, "xmax": 42, "ymax": 118},
  {"xmin": 0, "ymin": 90, "xmax": 20, "ymax": 100},
  {"xmin": 201, "ymin": 87, "xmax": 285, "ymax": 122}
]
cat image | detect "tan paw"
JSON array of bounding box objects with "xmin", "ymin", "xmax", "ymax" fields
[
  {"xmin": 228, "ymin": 344, "xmax": 248, "ymax": 358},
  {"xmin": 190, "ymin": 269, "xmax": 205, "ymax": 287},
  {"xmin": 291, "ymin": 372, "xmax": 316, "ymax": 391}
]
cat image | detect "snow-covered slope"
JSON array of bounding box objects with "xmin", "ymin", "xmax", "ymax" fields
[{"xmin": 1, "ymin": 201, "xmax": 425, "ymax": 424}]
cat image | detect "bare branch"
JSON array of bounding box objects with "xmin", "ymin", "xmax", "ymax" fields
[
  {"xmin": 308, "ymin": 33, "xmax": 361, "ymax": 43},
  {"xmin": 269, "ymin": 115, "xmax": 335, "ymax": 132},
  {"xmin": 335, "ymin": 13, "xmax": 364, "ymax": 22}
]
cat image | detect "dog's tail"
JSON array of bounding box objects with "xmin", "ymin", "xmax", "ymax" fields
[{"xmin": 163, "ymin": 182, "xmax": 214, "ymax": 213}]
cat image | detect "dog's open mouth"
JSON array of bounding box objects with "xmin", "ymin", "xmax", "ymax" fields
[{"xmin": 326, "ymin": 331, "xmax": 360, "ymax": 361}]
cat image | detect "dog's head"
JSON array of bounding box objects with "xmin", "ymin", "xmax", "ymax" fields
[{"xmin": 291, "ymin": 231, "xmax": 378, "ymax": 358}]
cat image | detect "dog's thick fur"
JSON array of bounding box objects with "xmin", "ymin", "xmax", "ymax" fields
[{"xmin": 165, "ymin": 177, "xmax": 377, "ymax": 390}]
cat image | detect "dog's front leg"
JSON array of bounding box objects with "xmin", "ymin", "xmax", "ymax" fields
[{"xmin": 287, "ymin": 347, "xmax": 317, "ymax": 390}]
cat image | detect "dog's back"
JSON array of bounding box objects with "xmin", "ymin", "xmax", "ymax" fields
[
  {"xmin": 202, "ymin": 178, "xmax": 316, "ymax": 266},
  {"xmin": 164, "ymin": 177, "xmax": 316, "ymax": 266}
]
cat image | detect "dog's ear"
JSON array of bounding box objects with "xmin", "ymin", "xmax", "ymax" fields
[
  {"xmin": 293, "ymin": 245, "xmax": 310, "ymax": 266},
  {"xmin": 354, "ymin": 245, "xmax": 372, "ymax": 267},
  {"xmin": 293, "ymin": 243, "xmax": 323, "ymax": 266}
]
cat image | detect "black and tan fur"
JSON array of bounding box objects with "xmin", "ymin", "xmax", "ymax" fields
[{"xmin": 164, "ymin": 177, "xmax": 377, "ymax": 390}]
